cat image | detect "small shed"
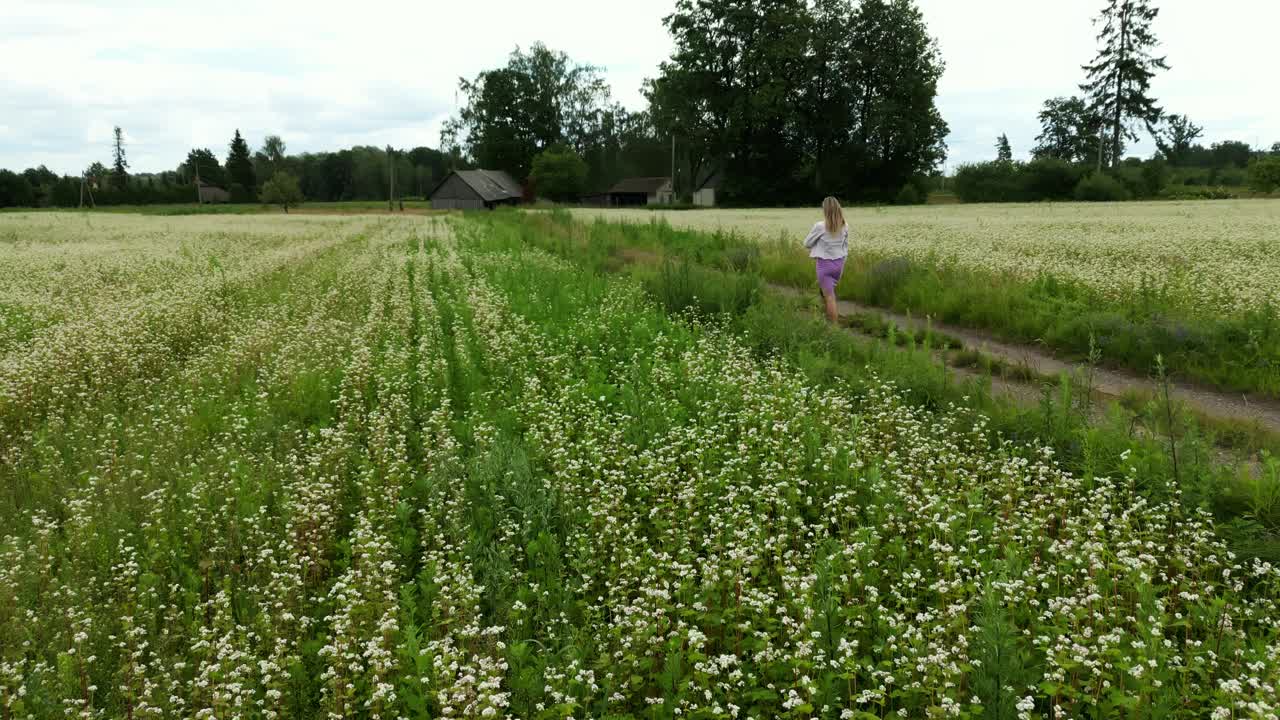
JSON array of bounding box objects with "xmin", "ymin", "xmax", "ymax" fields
[
  {"xmin": 692, "ymin": 169, "xmax": 722, "ymax": 207},
  {"xmin": 429, "ymin": 170, "xmax": 523, "ymax": 210},
  {"xmin": 197, "ymin": 180, "xmax": 230, "ymax": 204},
  {"xmin": 605, "ymin": 177, "xmax": 673, "ymax": 207}
]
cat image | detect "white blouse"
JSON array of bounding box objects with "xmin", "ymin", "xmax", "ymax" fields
[{"xmin": 803, "ymin": 221, "xmax": 849, "ymax": 260}]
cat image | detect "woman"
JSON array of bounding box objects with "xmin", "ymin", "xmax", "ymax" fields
[{"xmin": 803, "ymin": 196, "xmax": 848, "ymax": 323}]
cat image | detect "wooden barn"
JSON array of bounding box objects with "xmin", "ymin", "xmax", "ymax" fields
[
  {"xmin": 429, "ymin": 170, "xmax": 523, "ymax": 210},
  {"xmin": 604, "ymin": 177, "xmax": 673, "ymax": 207},
  {"xmin": 196, "ymin": 180, "xmax": 230, "ymax": 204}
]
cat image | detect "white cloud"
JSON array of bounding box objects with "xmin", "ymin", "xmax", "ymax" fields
[{"xmin": 1, "ymin": 0, "xmax": 1275, "ymax": 175}]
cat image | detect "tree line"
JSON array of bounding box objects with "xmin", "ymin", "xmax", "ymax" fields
[
  {"xmin": 0, "ymin": 128, "xmax": 464, "ymax": 209},
  {"xmin": 956, "ymin": 0, "xmax": 1280, "ymax": 203}
]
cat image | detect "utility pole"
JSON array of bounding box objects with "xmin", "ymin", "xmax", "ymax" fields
[
  {"xmin": 194, "ymin": 162, "xmax": 202, "ymax": 204},
  {"xmin": 79, "ymin": 174, "xmax": 96, "ymax": 209},
  {"xmin": 387, "ymin": 146, "xmax": 394, "ymax": 212}
]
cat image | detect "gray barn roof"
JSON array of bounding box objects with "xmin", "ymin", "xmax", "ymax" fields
[
  {"xmin": 608, "ymin": 177, "xmax": 671, "ymax": 194},
  {"xmin": 432, "ymin": 170, "xmax": 522, "ymax": 202}
]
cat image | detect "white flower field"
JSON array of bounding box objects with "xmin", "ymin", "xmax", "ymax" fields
[
  {"xmin": 571, "ymin": 201, "xmax": 1280, "ymax": 313},
  {"xmin": 0, "ymin": 211, "xmax": 1278, "ymax": 719}
]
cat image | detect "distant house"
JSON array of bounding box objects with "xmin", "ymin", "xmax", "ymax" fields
[
  {"xmin": 604, "ymin": 177, "xmax": 673, "ymax": 207},
  {"xmin": 693, "ymin": 169, "xmax": 722, "ymax": 207},
  {"xmin": 428, "ymin": 170, "xmax": 523, "ymax": 210},
  {"xmin": 197, "ymin": 180, "xmax": 230, "ymax": 204}
]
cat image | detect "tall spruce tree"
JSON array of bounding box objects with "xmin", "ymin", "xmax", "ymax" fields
[
  {"xmin": 226, "ymin": 129, "xmax": 257, "ymax": 201},
  {"xmin": 1080, "ymin": 0, "xmax": 1169, "ymax": 168},
  {"xmin": 996, "ymin": 134, "xmax": 1013, "ymax": 162},
  {"xmin": 111, "ymin": 126, "xmax": 129, "ymax": 190}
]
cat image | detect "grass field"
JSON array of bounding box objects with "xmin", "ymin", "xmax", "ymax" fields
[
  {"xmin": 1, "ymin": 210, "xmax": 1278, "ymax": 718},
  {"xmin": 569, "ymin": 201, "xmax": 1280, "ymax": 397},
  {"xmin": 0, "ymin": 200, "xmax": 441, "ymax": 216}
]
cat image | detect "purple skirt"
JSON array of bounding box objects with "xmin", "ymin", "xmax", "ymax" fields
[{"xmin": 815, "ymin": 257, "xmax": 845, "ymax": 292}]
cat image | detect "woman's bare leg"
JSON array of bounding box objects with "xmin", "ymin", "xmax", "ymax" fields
[{"xmin": 823, "ymin": 288, "xmax": 838, "ymax": 323}]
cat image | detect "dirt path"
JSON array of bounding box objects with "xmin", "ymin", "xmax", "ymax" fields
[{"xmin": 770, "ymin": 283, "xmax": 1280, "ymax": 436}]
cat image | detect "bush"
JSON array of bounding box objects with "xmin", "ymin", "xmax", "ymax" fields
[
  {"xmin": 261, "ymin": 172, "xmax": 303, "ymax": 212},
  {"xmin": 529, "ymin": 144, "xmax": 588, "ymax": 202},
  {"xmin": 1022, "ymin": 158, "xmax": 1083, "ymax": 200},
  {"xmin": 1110, "ymin": 165, "xmax": 1149, "ymax": 199},
  {"xmin": 1074, "ymin": 172, "xmax": 1131, "ymax": 202},
  {"xmin": 954, "ymin": 161, "xmax": 1024, "ymax": 203},
  {"xmin": 1248, "ymin": 156, "xmax": 1280, "ymax": 194},
  {"xmin": 1160, "ymin": 185, "xmax": 1237, "ymax": 201},
  {"xmin": 894, "ymin": 183, "xmax": 923, "ymax": 205},
  {"xmin": 1216, "ymin": 166, "xmax": 1247, "ymax": 187},
  {"xmin": 1140, "ymin": 158, "xmax": 1170, "ymax": 197},
  {"xmin": 228, "ymin": 182, "xmax": 253, "ymax": 203}
]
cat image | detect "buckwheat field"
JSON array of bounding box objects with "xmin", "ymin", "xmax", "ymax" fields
[
  {"xmin": 1, "ymin": 211, "xmax": 1278, "ymax": 720},
  {"xmin": 571, "ymin": 201, "xmax": 1280, "ymax": 314}
]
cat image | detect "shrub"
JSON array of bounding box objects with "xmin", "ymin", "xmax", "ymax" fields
[
  {"xmin": 1110, "ymin": 164, "xmax": 1150, "ymax": 199},
  {"xmin": 954, "ymin": 161, "xmax": 1024, "ymax": 203},
  {"xmin": 1140, "ymin": 158, "xmax": 1170, "ymax": 197},
  {"xmin": 1160, "ymin": 185, "xmax": 1237, "ymax": 201},
  {"xmin": 894, "ymin": 183, "xmax": 923, "ymax": 205},
  {"xmin": 1074, "ymin": 172, "xmax": 1131, "ymax": 202},
  {"xmin": 228, "ymin": 182, "xmax": 253, "ymax": 203},
  {"xmin": 1022, "ymin": 158, "xmax": 1083, "ymax": 200},
  {"xmin": 1248, "ymin": 156, "xmax": 1280, "ymax": 194},
  {"xmin": 260, "ymin": 172, "xmax": 303, "ymax": 212},
  {"xmin": 529, "ymin": 145, "xmax": 588, "ymax": 202},
  {"xmin": 1216, "ymin": 166, "xmax": 1247, "ymax": 187}
]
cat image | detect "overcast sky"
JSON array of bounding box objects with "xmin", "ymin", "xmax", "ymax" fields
[{"xmin": 3, "ymin": 0, "xmax": 1276, "ymax": 176}]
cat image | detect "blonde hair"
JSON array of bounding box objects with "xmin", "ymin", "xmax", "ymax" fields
[{"xmin": 822, "ymin": 196, "xmax": 845, "ymax": 234}]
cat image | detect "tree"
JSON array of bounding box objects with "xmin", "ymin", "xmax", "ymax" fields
[
  {"xmin": 261, "ymin": 135, "xmax": 286, "ymax": 165},
  {"xmin": 529, "ymin": 144, "xmax": 588, "ymax": 201},
  {"xmin": 22, "ymin": 166, "xmax": 59, "ymax": 206},
  {"xmin": 254, "ymin": 134, "xmax": 287, "ymax": 183},
  {"xmin": 85, "ymin": 161, "xmax": 109, "ymax": 188},
  {"xmin": 449, "ymin": 43, "xmax": 612, "ymax": 180},
  {"xmin": 1210, "ymin": 140, "xmax": 1252, "ymax": 169},
  {"xmin": 1271, "ymin": 142, "xmax": 1280, "ymax": 156},
  {"xmin": 0, "ymin": 170, "xmax": 35, "ymax": 207},
  {"xmin": 1248, "ymin": 156, "xmax": 1280, "ymax": 194},
  {"xmin": 111, "ymin": 126, "xmax": 129, "ymax": 190},
  {"xmin": 182, "ymin": 149, "xmax": 226, "ymax": 188},
  {"xmin": 1033, "ymin": 96, "xmax": 1106, "ymax": 164},
  {"xmin": 260, "ymin": 171, "xmax": 303, "ymax": 212},
  {"xmin": 844, "ymin": 0, "xmax": 949, "ymax": 198},
  {"xmin": 226, "ymin": 130, "xmax": 257, "ymax": 201},
  {"xmin": 1153, "ymin": 113, "xmax": 1202, "ymax": 165},
  {"xmin": 1080, "ymin": 0, "xmax": 1170, "ymax": 168},
  {"xmin": 647, "ymin": 0, "xmax": 946, "ymax": 203},
  {"xmin": 996, "ymin": 134, "xmax": 1013, "ymax": 162}
]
